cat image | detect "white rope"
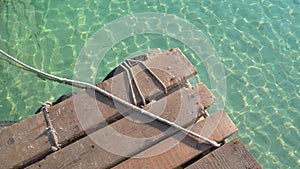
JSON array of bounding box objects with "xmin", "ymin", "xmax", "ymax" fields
[
  {"xmin": 120, "ymin": 64, "xmax": 137, "ymax": 105},
  {"xmin": 123, "ymin": 61, "xmax": 146, "ymax": 106},
  {"xmin": 0, "ymin": 49, "xmax": 221, "ymax": 147},
  {"xmin": 127, "ymin": 58, "xmax": 168, "ymax": 94},
  {"xmin": 41, "ymin": 101, "xmax": 60, "ymax": 151}
]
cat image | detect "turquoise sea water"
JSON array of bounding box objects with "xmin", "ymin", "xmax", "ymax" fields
[{"xmin": 0, "ymin": 0, "xmax": 299, "ymax": 168}]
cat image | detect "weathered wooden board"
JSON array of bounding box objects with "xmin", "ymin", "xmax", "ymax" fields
[
  {"xmin": 112, "ymin": 110, "xmax": 238, "ymax": 169},
  {"xmin": 186, "ymin": 137, "xmax": 262, "ymax": 169},
  {"xmin": 102, "ymin": 48, "xmax": 162, "ymax": 81},
  {"xmin": 26, "ymin": 83, "xmax": 215, "ymax": 169},
  {"xmin": 0, "ymin": 121, "xmax": 18, "ymax": 130},
  {"xmin": 96, "ymin": 48, "xmax": 197, "ymax": 103},
  {"xmin": 0, "ymin": 48, "xmax": 196, "ymax": 169}
]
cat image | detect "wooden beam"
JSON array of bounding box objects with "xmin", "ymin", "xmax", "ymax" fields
[
  {"xmin": 186, "ymin": 137, "xmax": 262, "ymax": 169},
  {"xmin": 0, "ymin": 48, "xmax": 197, "ymax": 169},
  {"xmin": 112, "ymin": 110, "xmax": 238, "ymax": 169},
  {"xmin": 26, "ymin": 83, "xmax": 215, "ymax": 169}
]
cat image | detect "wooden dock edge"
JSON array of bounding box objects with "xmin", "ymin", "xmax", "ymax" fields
[
  {"xmin": 0, "ymin": 48, "xmax": 262, "ymax": 169},
  {"xmin": 185, "ymin": 137, "xmax": 262, "ymax": 169},
  {"xmin": 25, "ymin": 83, "xmax": 215, "ymax": 169},
  {"xmin": 112, "ymin": 110, "xmax": 238, "ymax": 169},
  {"xmin": 0, "ymin": 49, "xmax": 199, "ymax": 169}
]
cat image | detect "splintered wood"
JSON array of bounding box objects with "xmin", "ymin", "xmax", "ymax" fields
[{"xmin": 0, "ymin": 48, "xmax": 261, "ymax": 169}]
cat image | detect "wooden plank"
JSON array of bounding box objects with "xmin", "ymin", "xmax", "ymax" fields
[
  {"xmin": 96, "ymin": 48, "xmax": 197, "ymax": 99},
  {"xmin": 103, "ymin": 48, "xmax": 162, "ymax": 81},
  {"xmin": 0, "ymin": 113, "xmax": 48, "ymax": 169},
  {"xmin": 51, "ymin": 48, "xmax": 197, "ymax": 144},
  {"xmin": 186, "ymin": 137, "xmax": 262, "ymax": 169},
  {"xmin": 26, "ymin": 83, "xmax": 215, "ymax": 169},
  {"xmin": 0, "ymin": 121, "xmax": 18, "ymax": 130},
  {"xmin": 0, "ymin": 48, "xmax": 196, "ymax": 169},
  {"xmin": 112, "ymin": 110, "xmax": 238, "ymax": 169}
]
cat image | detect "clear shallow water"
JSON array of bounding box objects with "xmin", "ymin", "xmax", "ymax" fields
[{"xmin": 0, "ymin": 0, "xmax": 299, "ymax": 168}]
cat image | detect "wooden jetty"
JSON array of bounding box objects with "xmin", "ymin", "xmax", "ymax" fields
[{"xmin": 0, "ymin": 48, "xmax": 261, "ymax": 169}]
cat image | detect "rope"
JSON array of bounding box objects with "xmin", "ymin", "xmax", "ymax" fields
[
  {"xmin": 123, "ymin": 60, "xmax": 146, "ymax": 106},
  {"xmin": 120, "ymin": 64, "xmax": 137, "ymax": 105},
  {"xmin": 0, "ymin": 49, "xmax": 221, "ymax": 147},
  {"xmin": 41, "ymin": 101, "xmax": 60, "ymax": 151},
  {"xmin": 127, "ymin": 58, "xmax": 168, "ymax": 94}
]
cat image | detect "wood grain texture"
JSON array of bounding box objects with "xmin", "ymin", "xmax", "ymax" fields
[
  {"xmin": 112, "ymin": 110, "xmax": 238, "ymax": 169},
  {"xmin": 0, "ymin": 48, "xmax": 196, "ymax": 169},
  {"xmin": 26, "ymin": 83, "xmax": 215, "ymax": 169},
  {"xmin": 186, "ymin": 137, "xmax": 262, "ymax": 169}
]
